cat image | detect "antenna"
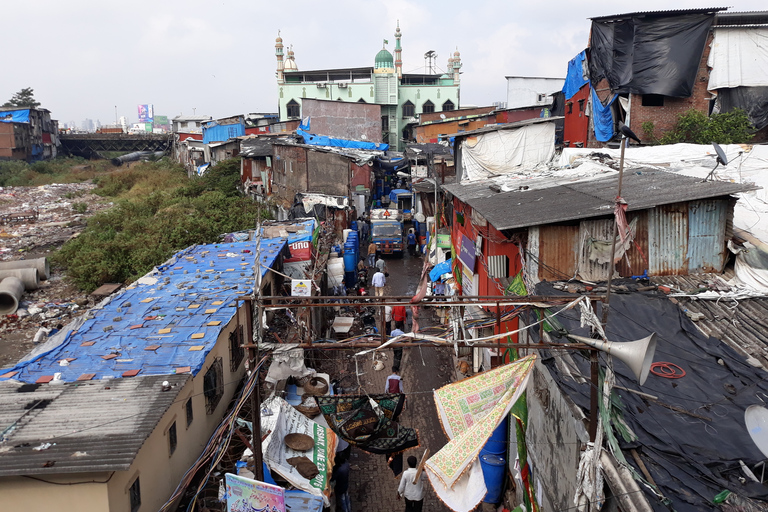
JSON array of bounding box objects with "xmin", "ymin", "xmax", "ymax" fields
[{"xmin": 424, "ymin": 50, "xmax": 437, "ymax": 74}]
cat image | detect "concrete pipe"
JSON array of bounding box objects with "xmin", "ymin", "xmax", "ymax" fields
[
  {"xmin": 0, "ymin": 268, "xmax": 39, "ymax": 291},
  {"xmin": 0, "ymin": 257, "xmax": 50, "ymax": 280},
  {"xmin": 0, "ymin": 277, "xmax": 24, "ymax": 315}
]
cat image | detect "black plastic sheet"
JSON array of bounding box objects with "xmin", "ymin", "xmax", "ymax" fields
[
  {"xmin": 589, "ymin": 13, "xmax": 714, "ymax": 97},
  {"xmin": 718, "ymin": 86, "xmax": 768, "ymax": 131},
  {"xmin": 532, "ymin": 282, "xmax": 768, "ymax": 511}
]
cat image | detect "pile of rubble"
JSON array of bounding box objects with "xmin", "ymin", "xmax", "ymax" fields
[{"xmin": 0, "ymin": 182, "xmax": 110, "ymax": 367}]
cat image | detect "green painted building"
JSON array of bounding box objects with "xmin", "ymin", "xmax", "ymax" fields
[{"xmin": 275, "ymin": 23, "xmax": 462, "ymax": 150}]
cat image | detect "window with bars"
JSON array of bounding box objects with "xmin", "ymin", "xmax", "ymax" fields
[
  {"xmin": 204, "ymin": 358, "xmax": 224, "ymax": 415},
  {"xmin": 422, "ymin": 100, "xmax": 435, "ymax": 114},
  {"xmin": 230, "ymin": 326, "xmax": 244, "ymax": 373},
  {"xmin": 286, "ymin": 100, "xmax": 300, "ymax": 118},
  {"xmin": 402, "ymin": 101, "xmax": 415, "ymax": 117},
  {"xmin": 185, "ymin": 398, "xmax": 193, "ymax": 427},
  {"xmin": 442, "ymin": 100, "xmax": 455, "ymax": 111},
  {"xmin": 168, "ymin": 421, "xmax": 177, "ymax": 456},
  {"xmin": 129, "ymin": 477, "xmax": 141, "ymax": 512}
]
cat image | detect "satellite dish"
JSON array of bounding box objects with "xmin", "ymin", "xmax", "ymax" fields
[
  {"xmin": 703, "ymin": 142, "xmax": 729, "ymax": 182},
  {"xmin": 440, "ymin": 114, "xmax": 446, "ymax": 119},
  {"xmin": 745, "ymin": 405, "xmax": 768, "ymax": 458},
  {"xmin": 713, "ymin": 142, "xmax": 728, "ymax": 166}
]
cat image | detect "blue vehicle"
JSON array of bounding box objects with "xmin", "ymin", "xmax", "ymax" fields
[{"xmin": 369, "ymin": 209, "xmax": 404, "ymax": 256}]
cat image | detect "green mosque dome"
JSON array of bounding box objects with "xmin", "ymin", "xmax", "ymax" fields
[{"xmin": 375, "ymin": 48, "xmax": 394, "ymax": 69}]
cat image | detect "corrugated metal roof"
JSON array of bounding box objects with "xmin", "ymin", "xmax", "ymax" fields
[
  {"xmin": 590, "ymin": 7, "xmax": 728, "ymax": 21},
  {"xmin": 448, "ymin": 117, "xmax": 562, "ymax": 139},
  {"xmin": 713, "ymin": 11, "xmax": 768, "ymax": 25},
  {"xmin": 0, "ymin": 374, "xmax": 188, "ymax": 476},
  {"xmin": 444, "ymin": 170, "xmax": 757, "ymax": 232},
  {"xmin": 240, "ymin": 137, "xmax": 276, "ymax": 158},
  {"xmin": 652, "ymin": 273, "xmax": 768, "ymax": 370}
]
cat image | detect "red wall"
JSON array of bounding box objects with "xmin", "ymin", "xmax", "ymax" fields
[
  {"xmin": 245, "ymin": 126, "xmax": 270, "ymax": 136},
  {"xmin": 177, "ymin": 132, "xmax": 203, "ymax": 141},
  {"xmin": 495, "ymin": 107, "xmax": 545, "ymax": 124},
  {"xmin": 563, "ymin": 85, "xmax": 590, "ymax": 147}
]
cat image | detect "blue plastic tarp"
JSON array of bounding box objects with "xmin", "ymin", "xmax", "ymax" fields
[
  {"xmin": 297, "ymin": 129, "xmax": 388, "ymax": 151},
  {"xmin": 0, "ymin": 239, "xmax": 286, "ymax": 384},
  {"xmin": 429, "ymin": 258, "xmax": 452, "ymax": 282},
  {"xmin": 0, "ymin": 109, "xmax": 30, "ymax": 123},
  {"xmin": 203, "ymin": 122, "xmax": 245, "ymax": 144},
  {"xmin": 591, "ymin": 86, "xmax": 617, "ymax": 142},
  {"xmin": 562, "ymin": 51, "xmax": 589, "ymax": 100},
  {"xmin": 388, "ymin": 189, "xmax": 411, "ymax": 203}
]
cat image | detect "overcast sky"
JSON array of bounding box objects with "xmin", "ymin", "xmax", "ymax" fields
[{"xmin": 2, "ymin": 1, "xmax": 765, "ymax": 126}]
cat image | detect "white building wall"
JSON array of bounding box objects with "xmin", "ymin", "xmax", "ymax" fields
[{"xmin": 506, "ymin": 77, "xmax": 565, "ymax": 109}]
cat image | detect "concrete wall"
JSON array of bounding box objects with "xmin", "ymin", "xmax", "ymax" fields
[
  {"xmin": 302, "ymin": 98, "xmax": 382, "ymax": 142},
  {"xmin": 273, "ymin": 144, "xmax": 309, "ymax": 205},
  {"xmin": 506, "ymin": 77, "xmax": 564, "ymax": 109},
  {"xmin": 0, "ymin": 473, "xmax": 111, "ymax": 511},
  {"xmin": 522, "ymin": 356, "xmax": 587, "ymax": 511},
  {"xmin": 307, "ymin": 150, "xmax": 350, "ymax": 197}
]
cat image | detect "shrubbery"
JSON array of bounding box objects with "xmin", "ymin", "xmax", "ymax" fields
[
  {"xmin": 643, "ymin": 108, "xmax": 755, "ymax": 145},
  {"xmin": 0, "ymin": 157, "xmax": 111, "ymax": 187},
  {"xmin": 53, "ymin": 158, "xmax": 268, "ymax": 292}
]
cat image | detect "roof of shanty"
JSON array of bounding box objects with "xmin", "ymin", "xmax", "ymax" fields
[
  {"xmin": 652, "ymin": 272, "xmax": 768, "ymax": 370},
  {"xmin": 405, "ymin": 143, "xmax": 453, "ymax": 159},
  {"xmin": 589, "ymin": 7, "xmax": 728, "ymax": 21},
  {"xmin": 240, "ymin": 137, "xmax": 278, "ymax": 157},
  {"xmin": 443, "ymin": 169, "xmax": 757, "ymax": 231},
  {"xmin": 446, "ymin": 116, "xmax": 562, "ymax": 139},
  {"xmin": 714, "ymin": 10, "xmax": 768, "ymax": 26},
  {"xmin": 0, "ymin": 374, "xmax": 188, "ymax": 476}
]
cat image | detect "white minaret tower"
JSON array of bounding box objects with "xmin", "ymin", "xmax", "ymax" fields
[
  {"xmin": 452, "ymin": 48, "xmax": 462, "ymax": 83},
  {"xmin": 276, "ymin": 32, "xmax": 285, "ymax": 83},
  {"xmin": 394, "ymin": 21, "xmax": 403, "ymax": 79}
]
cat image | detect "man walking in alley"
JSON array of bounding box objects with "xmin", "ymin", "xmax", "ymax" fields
[
  {"xmin": 385, "ymin": 365, "xmax": 404, "ymax": 394},
  {"xmin": 390, "ymin": 327, "xmax": 405, "ymax": 366},
  {"xmin": 392, "ymin": 302, "xmax": 407, "ymax": 330},
  {"xmin": 372, "ymin": 268, "xmax": 386, "ymax": 296},
  {"xmin": 397, "ymin": 455, "xmax": 426, "ymax": 512},
  {"xmin": 367, "ymin": 240, "xmax": 377, "ymax": 267},
  {"xmin": 407, "ymin": 229, "xmax": 418, "ymax": 256}
]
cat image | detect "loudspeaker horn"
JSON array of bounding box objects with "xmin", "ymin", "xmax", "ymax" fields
[{"xmin": 567, "ymin": 333, "xmax": 657, "ymax": 385}]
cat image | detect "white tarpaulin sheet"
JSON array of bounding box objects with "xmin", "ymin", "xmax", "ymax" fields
[
  {"xmin": 708, "ymin": 28, "xmax": 768, "ymax": 90},
  {"xmin": 460, "ymin": 122, "xmax": 555, "ymax": 182}
]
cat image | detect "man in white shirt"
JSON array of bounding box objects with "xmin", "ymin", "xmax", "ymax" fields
[
  {"xmin": 397, "ymin": 455, "xmax": 426, "ymax": 511},
  {"xmin": 384, "ymin": 305, "xmax": 392, "ymax": 335},
  {"xmin": 371, "ymin": 270, "xmax": 386, "ymax": 296}
]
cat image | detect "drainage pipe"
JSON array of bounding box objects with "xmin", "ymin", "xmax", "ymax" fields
[
  {"xmin": 0, "ymin": 268, "xmax": 39, "ymax": 290},
  {"xmin": 0, "ymin": 277, "xmax": 24, "ymax": 315},
  {"xmin": 0, "ymin": 257, "xmax": 49, "ymax": 280}
]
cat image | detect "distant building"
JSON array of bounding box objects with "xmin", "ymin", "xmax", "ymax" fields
[
  {"xmin": 275, "ymin": 23, "xmax": 462, "ymax": 150},
  {"xmin": 0, "ymin": 107, "xmax": 60, "ymax": 161},
  {"xmin": 171, "ymin": 115, "xmax": 213, "ymax": 134},
  {"xmin": 505, "ymin": 76, "xmax": 565, "ymax": 110}
]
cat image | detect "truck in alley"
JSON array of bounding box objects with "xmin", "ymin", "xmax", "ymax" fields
[{"xmin": 369, "ymin": 208, "xmax": 404, "ymax": 256}]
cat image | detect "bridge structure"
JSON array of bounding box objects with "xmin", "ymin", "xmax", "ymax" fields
[{"xmin": 59, "ymin": 133, "xmax": 173, "ymax": 158}]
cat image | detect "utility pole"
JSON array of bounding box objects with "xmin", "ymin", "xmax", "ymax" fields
[{"xmin": 249, "ymin": 207, "xmax": 264, "ymax": 481}]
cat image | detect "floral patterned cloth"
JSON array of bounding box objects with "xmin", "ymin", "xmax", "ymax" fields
[{"xmin": 425, "ymin": 355, "xmax": 536, "ymax": 511}]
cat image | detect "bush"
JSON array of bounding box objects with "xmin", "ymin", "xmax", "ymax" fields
[
  {"xmin": 0, "ymin": 157, "xmax": 110, "ymax": 187},
  {"xmin": 72, "ymin": 202, "xmax": 88, "ymax": 214},
  {"xmin": 659, "ymin": 108, "xmax": 754, "ymax": 145}
]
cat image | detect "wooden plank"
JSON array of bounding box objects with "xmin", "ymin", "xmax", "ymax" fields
[{"xmin": 413, "ymin": 448, "xmax": 430, "ymax": 484}]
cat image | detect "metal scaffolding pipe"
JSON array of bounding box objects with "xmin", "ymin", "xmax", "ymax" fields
[
  {"xmin": 0, "ymin": 257, "xmax": 49, "ymax": 280},
  {"xmin": 0, "ymin": 268, "xmax": 39, "ymax": 290},
  {"xmin": 0, "ymin": 277, "xmax": 25, "ymax": 315}
]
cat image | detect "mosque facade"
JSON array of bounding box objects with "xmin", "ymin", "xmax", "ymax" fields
[{"xmin": 275, "ymin": 23, "xmax": 461, "ymax": 150}]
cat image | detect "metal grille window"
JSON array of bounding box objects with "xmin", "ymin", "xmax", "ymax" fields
[
  {"xmin": 185, "ymin": 398, "xmax": 193, "ymax": 427},
  {"xmin": 204, "ymin": 358, "xmax": 224, "ymax": 415},
  {"xmin": 286, "ymin": 100, "xmax": 300, "ymax": 118},
  {"xmin": 442, "ymin": 100, "xmax": 455, "ymax": 111},
  {"xmin": 230, "ymin": 326, "xmax": 244, "ymax": 373},
  {"xmin": 402, "ymin": 101, "xmax": 415, "ymax": 117},
  {"xmin": 422, "ymin": 100, "xmax": 435, "ymax": 114},
  {"xmin": 168, "ymin": 421, "xmax": 177, "ymax": 456},
  {"xmin": 129, "ymin": 477, "xmax": 141, "ymax": 512}
]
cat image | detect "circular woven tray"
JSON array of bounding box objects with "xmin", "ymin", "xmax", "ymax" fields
[{"xmin": 284, "ymin": 433, "xmax": 315, "ymax": 452}]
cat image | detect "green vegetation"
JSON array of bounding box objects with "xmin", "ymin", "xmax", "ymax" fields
[
  {"xmin": 71, "ymin": 202, "xmax": 88, "ymax": 214},
  {"xmin": 0, "ymin": 158, "xmax": 112, "ymax": 187},
  {"xmin": 54, "ymin": 158, "xmax": 268, "ymax": 292},
  {"xmin": 2, "ymin": 87, "xmax": 40, "ymax": 108},
  {"xmin": 643, "ymin": 108, "xmax": 755, "ymax": 145}
]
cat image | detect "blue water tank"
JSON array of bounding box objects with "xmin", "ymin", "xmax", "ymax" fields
[
  {"xmin": 351, "ymin": 220, "xmax": 358, "ymax": 231},
  {"xmin": 481, "ymin": 416, "xmax": 509, "ymax": 455},
  {"xmin": 343, "ymin": 252, "xmax": 356, "ymax": 272},
  {"xmin": 344, "ymin": 270, "xmax": 357, "ymax": 287},
  {"xmin": 480, "ymin": 453, "xmax": 506, "ymax": 503}
]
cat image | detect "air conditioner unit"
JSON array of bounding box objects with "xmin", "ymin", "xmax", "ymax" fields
[
  {"xmin": 337, "ymin": 83, "xmax": 348, "ymax": 88},
  {"xmin": 316, "ymin": 83, "xmax": 327, "ymax": 88}
]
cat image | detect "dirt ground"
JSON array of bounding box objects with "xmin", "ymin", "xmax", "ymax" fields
[{"xmin": 0, "ymin": 182, "xmax": 111, "ymax": 368}]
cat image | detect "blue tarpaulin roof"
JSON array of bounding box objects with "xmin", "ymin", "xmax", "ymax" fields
[
  {"xmin": 0, "ymin": 109, "xmax": 30, "ymax": 123},
  {"xmin": 297, "ymin": 129, "xmax": 389, "ymax": 151},
  {"xmin": 562, "ymin": 51, "xmax": 589, "ymax": 100},
  {"xmin": 429, "ymin": 258, "xmax": 452, "ymax": 282},
  {"xmin": 0, "ymin": 239, "xmax": 286, "ymax": 384}
]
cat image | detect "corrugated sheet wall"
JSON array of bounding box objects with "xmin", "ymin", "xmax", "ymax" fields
[
  {"xmin": 687, "ymin": 199, "xmax": 728, "ymax": 273},
  {"xmin": 539, "ymin": 224, "xmax": 579, "ymax": 281},
  {"xmin": 578, "ymin": 218, "xmax": 614, "ymax": 282},
  {"xmin": 617, "ymin": 211, "xmax": 649, "ymax": 278},
  {"xmin": 648, "ymin": 203, "xmax": 689, "ymax": 275}
]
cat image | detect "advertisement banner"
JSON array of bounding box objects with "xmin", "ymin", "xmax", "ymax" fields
[
  {"xmin": 285, "ymin": 240, "xmax": 312, "ymax": 263},
  {"xmin": 137, "ymin": 104, "xmax": 154, "ymax": 123},
  {"xmin": 458, "ymin": 234, "xmax": 476, "ymax": 272},
  {"xmin": 291, "ymin": 279, "xmax": 312, "ymax": 297},
  {"xmin": 225, "ymin": 473, "xmax": 285, "ymax": 512},
  {"xmin": 437, "ymin": 234, "xmax": 451, "ymax": 249}
]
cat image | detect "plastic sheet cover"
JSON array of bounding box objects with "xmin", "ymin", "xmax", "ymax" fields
[
  {"xmin": 0, "ymin": 109, "xmax": 30, "ymax": 123},
  {"xmin": 589, "ymin": 13, "xmax": 714, "ymax": 97},
  {"xmin": 0, "ymin": 239, "xmax": 286, "ymax": 384},
  {"xmin": 590, "ymin": 87, "xmax": 616, "ymax": 142},
  {"xmin": 708, "ymin": 28, "xmax": 768, "ymax": 90},
  {"xmin": 562, "ymin": 51, "xmax": 589, "ymax": 100},
  {"xmin": 717, "ymin": 86, "xmax": 768, "ymax": 130},
  {"xmin": 297, "ymin": 129, "xmax": 389, "ymax": 151},
  {"xmin": 532, "ymin": 283, "xmax": 768, "ymax": 511}
]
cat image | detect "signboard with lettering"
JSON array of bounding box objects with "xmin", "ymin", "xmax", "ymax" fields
[
  {"xmin": 437, "ymin": 234, "xmax": 451, "ymax": 249},
  {"xmin": 458, "ymin": 234, "xmax": 476, "ymax": 272},
  {"xmin": 291, "ymin": 279, "xmax": 312, "ymax": 297},
  {"xmin": 225, "ymin": 474, "xmax": 285, "ymax": 512}
]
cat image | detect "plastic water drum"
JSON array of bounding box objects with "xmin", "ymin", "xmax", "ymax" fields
[
  {"xmin": 351, "ymin": 220, "xmax": 358, "ymax": 231},
  {"xmin": 480, "ymin": 453, "xmax": 506, "ymax": 504},
  {"xmin": 481, "ymin": 416, "xmax": 509, "ymax": 455},
  {"xmin": 343, "ymin": 251, "xmax": 356, "ymax": 272},
  {"xmin": 343, "ymin": 229, "xmax": 352, "ymax": 243}
]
